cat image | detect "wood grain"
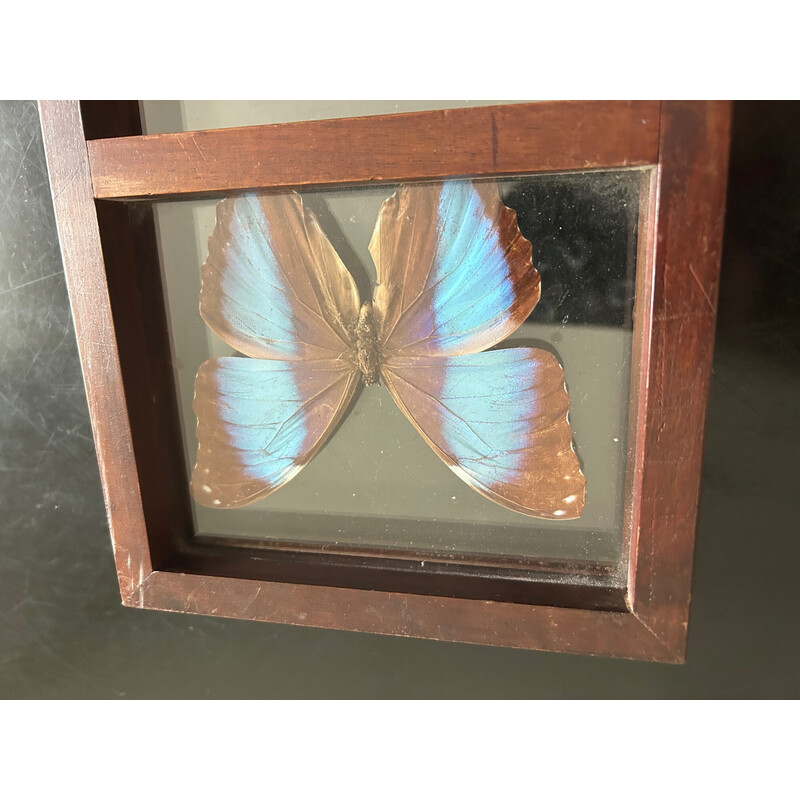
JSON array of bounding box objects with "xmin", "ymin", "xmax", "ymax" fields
[
  {"xmin": 129, "ymin": 571, "xmax": 680, "ymax": 662},
  {"xmin": 87, "ymin": 101, "xmax": 660, "ymax": 199},
  {"xmin": 630, "ymin": 101, "xmax": 732, "ymax": 659},
  {"xmin": 38, "ymin": 101, "xmax": 155, "ymax": 600},
  {"xmin": 94, "ymin": 199, "xmax": 193, "ymax": 567}
]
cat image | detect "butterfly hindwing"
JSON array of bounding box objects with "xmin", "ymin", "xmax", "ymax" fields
[
  {"xmin": 380, "ymin": 349, "xmax": 585, "ymax": 519},
  {"xmin": 200, "ymin": 191, "xmax": 360, "ymax": 360},
  {"xmin": 192, "ymin": 357, "xmax": 359, "ymax": 508},
  {"xmin": 370, "ymin": 180, "xmax": 540, "ymax": 358}
]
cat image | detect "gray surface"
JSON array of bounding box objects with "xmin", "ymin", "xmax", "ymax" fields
[{"xmin": 1, "ymin": 100, "xmax": 798, "ymax": 698}]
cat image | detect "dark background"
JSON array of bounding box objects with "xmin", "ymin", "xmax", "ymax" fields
[{"xmin": 1, "ymin": 100, "xmax": 797, "ymax": 698}]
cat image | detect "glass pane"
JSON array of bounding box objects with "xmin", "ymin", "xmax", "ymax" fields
[
  {"xmin": 140, "ymin": 100, "xmax": 527, "ymax": 134},
  {"xmin": 153, "ymin": 169, "xmax": 646, "ymax": 566}
]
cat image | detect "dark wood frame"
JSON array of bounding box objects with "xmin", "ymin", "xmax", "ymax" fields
[{"xmin": 39, "ymin": 100, "xmax": 730, "ymax": 662}]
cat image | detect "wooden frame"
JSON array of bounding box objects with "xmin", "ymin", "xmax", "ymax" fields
[{"xmin": 39, "ymin": 100, "xmax": 730, "ymax": 662}]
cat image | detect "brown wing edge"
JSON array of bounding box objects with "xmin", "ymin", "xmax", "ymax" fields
[{"xmin": 473, "ymin": 180, "xmax": 542, "ymax": 337}]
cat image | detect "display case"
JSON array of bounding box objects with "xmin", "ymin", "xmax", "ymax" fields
[{"xmin": 39, "ymin": 100, "xmax": 730, "ymax": 661}]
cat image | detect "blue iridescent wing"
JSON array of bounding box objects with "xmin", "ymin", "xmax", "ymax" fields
[
  {"xmin": 192, "ymin": 191, "xmax": 361, "ymax": 508},
  {"xmin": 192, "ymin": 357, "xmax": 359, "ymax": 508},
  {"xmin": 200, "ymin": 191, "xmax": 360, "ymax": 360},
  {"xmin": 370, "ymin": 180, "xmax": 540, "ymax": 358},
  {"xmin": 373, "ymin": 179, "xmax": 584, "ymax": 519},
  {"xmin": 381, "ymin": 349, "xmax": 585, "ymax": 519}
]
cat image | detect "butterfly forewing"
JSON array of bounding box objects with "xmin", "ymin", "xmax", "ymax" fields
[
  {"xmin": 380, "ymin": 349, "xmax": 585, "ymax": 519},
  {"xmin": 370, "ymin": 180, "xmax": 540, "ymax": 358},
  {"xmin": 200, "ymin": 192, "xmax": 360, "ymax": 360},
  {"xmin": 192, "ymin": 191, "xmax": 362, "ymax": 508}
]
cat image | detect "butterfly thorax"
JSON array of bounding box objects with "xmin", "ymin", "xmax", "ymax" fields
[{"xmin": 354, "ymin": 302, "xmax": 381, "ymax": 385}]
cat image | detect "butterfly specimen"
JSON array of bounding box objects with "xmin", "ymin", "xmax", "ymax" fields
[{"xmin": 191, "ymin": 179, "xmax": 586, "ymax": 519}]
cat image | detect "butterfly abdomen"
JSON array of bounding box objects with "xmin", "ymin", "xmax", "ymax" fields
[{"xmin": 354, "ymin": 302, "xmax": 381, "ymax": 385}]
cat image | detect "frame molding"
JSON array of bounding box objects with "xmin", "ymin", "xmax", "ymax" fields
[
  {"xmin": 39, "ymin": 100, "xmax": 731, "ymax": 662},
  {"xmin": 87, "ymin": 100, "xmax": 659, "ymax": 199}
]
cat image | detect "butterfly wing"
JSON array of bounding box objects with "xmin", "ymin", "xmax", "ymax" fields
[
  {"xmin": 192, "ymin": 191, "xmax": 361, "ymax": 508},
  {"xmin": 370, "ymin": 180, "xmax": 540, "ymax": 358},
  {"xmin": 373, "ymin": 179, "xmax": 585, "ymax": 519},
  {"xmin": 380, "ymin": 350, "xmax": 585, "ymax": 519},
  {"xmin": 192, "ymin": 357, "xmax": 359, "ymax": 508},
  {"xmin": 200, "ymin": 191, "xmax": 360, "ymax": 360}
]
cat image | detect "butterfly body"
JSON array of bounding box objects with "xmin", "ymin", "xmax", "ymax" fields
[
  {"xmin": 353, "ymin": 301, "xmax": 381, "ymax": 385},
  {"xmin": 192, "ymin": 181, "xmax": 586, "ymax": 519}
]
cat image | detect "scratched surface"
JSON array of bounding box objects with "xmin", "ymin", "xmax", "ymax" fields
[{"xmin": 0, "ymin": 100, "xmax": 798, "ymax": 697}]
